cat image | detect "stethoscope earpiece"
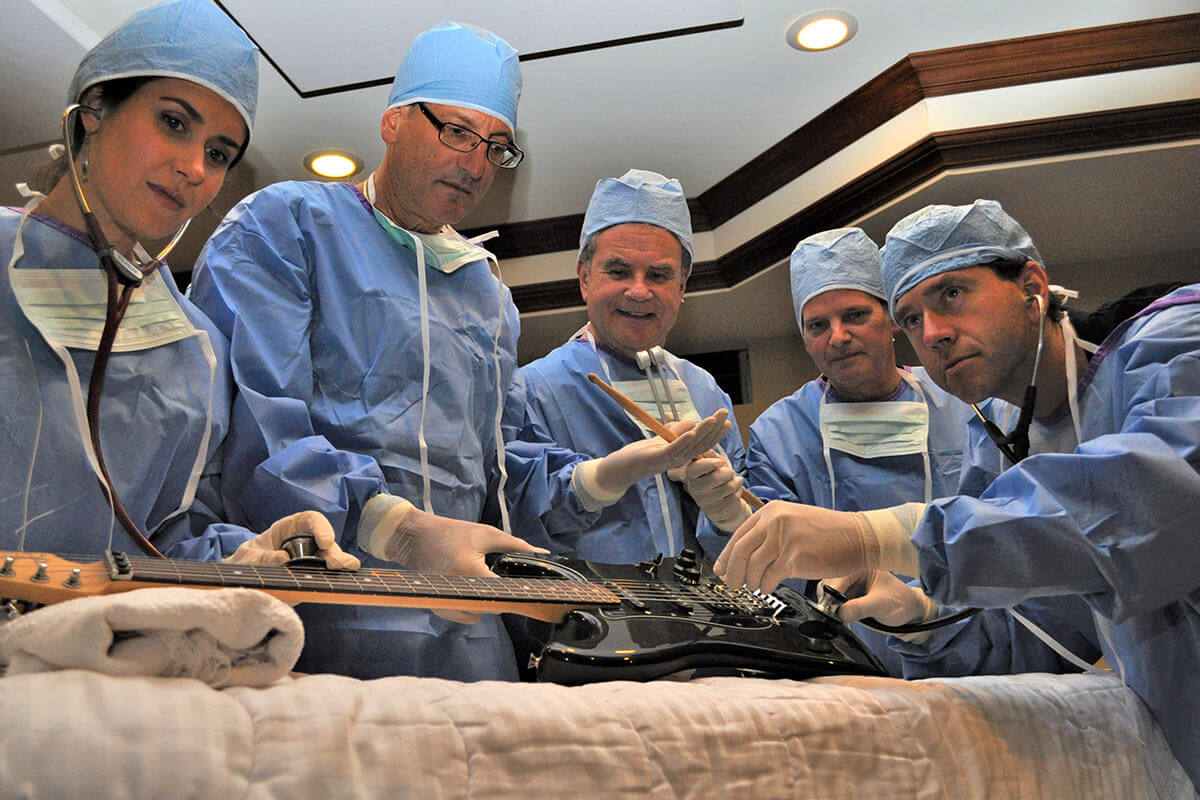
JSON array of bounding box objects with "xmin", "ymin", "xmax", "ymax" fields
[{"xmin": 636, "ymin": 346, "xmax": 681, "ymax": 422}]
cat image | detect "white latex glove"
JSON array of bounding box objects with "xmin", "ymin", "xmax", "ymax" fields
[
  {"xmin": 572, "ymin": 411, "xmax": 731, "ymax": 511},
  {"xmin": 681, "ymin": 455, "xmax": 752, "ymax": 532},
  {"xmin": 713, "ymin": 502, "xmax": 924, "ymax": 594},
  {"xmin": 823, "ymin": 571, "xmax": 939, "ymax": 642},
  {"xmin": 359, "ymin": 494, "xmax": 548, "ymax": 624},
  {"xmin": 226, "ymin": 510, "xmax": 360, "ymax": 570}
]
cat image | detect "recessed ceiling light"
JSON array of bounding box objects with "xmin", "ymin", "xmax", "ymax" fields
[
  {"xmin": 786, "ymin": 10, "xmax": 858, "ymax": 51},
  {"xmin": 304, "ymin": 150, "xmax": 363, "ymax": 179}
]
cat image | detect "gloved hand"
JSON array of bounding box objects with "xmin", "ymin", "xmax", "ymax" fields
[
  {"xmin": 360, "ymin": 494, "xmax": 549, "ymax": 624},
  {"xmin": 572, "ymin": 411, "xmax": 731, "ymax": 510},
  {"xmin": 226, "ymin": 510, "xmax": 360, "ymax": 570},
  {"xmin": 713, "ymin": 502, "xmax": 924, "ymax": 594},
  {"xmin": 823, "ymin": 571, "xmax": 938, "ymax": 639},
  {"xmin": 680, "ymin": 455, "xmax": 751, "ymax": 532}
]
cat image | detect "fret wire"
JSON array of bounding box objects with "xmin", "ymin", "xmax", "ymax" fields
[{"xmin": 120, "ymin": 558, "xmax": 622, "ymax": 603}]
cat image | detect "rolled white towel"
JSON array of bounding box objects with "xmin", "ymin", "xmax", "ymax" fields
[{"xmin": 0, "ymin": 587, "xmax": 303, "ymax": 688}]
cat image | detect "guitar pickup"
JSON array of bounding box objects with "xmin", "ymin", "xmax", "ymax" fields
[
  {"xmin": 668, "ymin": 599, "xmax": 693, "ymax": 615},
  {"xmin": 608, "ymin": 583, "xmax": 650, "ymax": 611}
]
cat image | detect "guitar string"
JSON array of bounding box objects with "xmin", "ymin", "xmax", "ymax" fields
[{"xmin": 11, "ymin": 552, "xmax": 758, "ymax": 610}]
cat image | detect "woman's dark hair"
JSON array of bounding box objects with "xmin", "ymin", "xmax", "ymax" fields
[
  {"xmin": 1067, "ymin": 281, "xmax": 1189, "ymax": 343},
  {"xmin": 29, "ymin": 77, "xmax": 154, "ymax": 194}
]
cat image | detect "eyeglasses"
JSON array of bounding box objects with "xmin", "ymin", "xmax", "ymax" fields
[{"xmin": 416, "ymin": 103, "xmax": 524, "ymax": 168}]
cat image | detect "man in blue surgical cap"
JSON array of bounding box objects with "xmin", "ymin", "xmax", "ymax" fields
[
  {"xmin": 715, "ymin": 199, "xmax": 1200, "ymax": 790},
  {"xmin": 747, "ymin": 228, "xmax": 970, "ymax": 512},
  {"xmin": 191, "ymin": 25, "xmax": 728, "ymax": 680},
  {"xmin": 732, "ymin": 228, "xmax": 971, "ymax": 675},
  {"xmin": 744, "ymin": 226, "xmax": 1099, "ymax": 677},
  {"xmin": 512, "ymin": 169, "xmax": 746, "ymax": 562}
]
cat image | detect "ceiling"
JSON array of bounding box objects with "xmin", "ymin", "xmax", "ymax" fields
[{"xmin": 4, "ymin": 0, "xmax": 1199, "ymax": 366}]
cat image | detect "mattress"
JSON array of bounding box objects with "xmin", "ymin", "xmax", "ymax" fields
[{"xmin": 0, "ymin": 669, "xmax": 1193, "ymax": 799}]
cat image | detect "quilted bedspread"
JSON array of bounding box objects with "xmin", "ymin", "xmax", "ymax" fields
[{"xmin": 0, "ymin": 669, "xmax": 1194, "ymax": 799}]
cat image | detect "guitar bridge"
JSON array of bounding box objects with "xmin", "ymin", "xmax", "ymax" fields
[{"xmin": 751, "ymin": 589, "xmax": 787, "ymax": 620}]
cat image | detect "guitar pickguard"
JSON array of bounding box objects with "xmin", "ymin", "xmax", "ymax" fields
[{"xmin": 493, "ymin": 551, "xmax": 887, "ymax": 685}]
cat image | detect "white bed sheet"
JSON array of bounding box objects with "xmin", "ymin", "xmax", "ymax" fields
[{"xmin": 0, "ymin": 670, "xmax": 1193, "ymax": 799}]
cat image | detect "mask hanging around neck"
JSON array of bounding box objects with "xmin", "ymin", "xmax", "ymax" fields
[{"xmin": 365, "ymin": 173, "xmax": 496, "ymax": 274}]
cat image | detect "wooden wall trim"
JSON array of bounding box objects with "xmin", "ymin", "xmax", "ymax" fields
[
  {"xmin": 510, "ymin": 98, "xmax": 1200, "ymax": 313},
  {"xmin": 714, "ymin": 99, "xmax": 1200, "ymax": 288},
  {"xmin": 476, "ymin": 13, "xmax": 1199, "ymax": 260},
  {"xmin": 909, "ymin": 14, "xmax": 1200, "ymax": 98}
]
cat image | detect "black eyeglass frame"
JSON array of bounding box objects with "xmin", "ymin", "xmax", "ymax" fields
[{"xmin": 415, "ymin": 102, "xmax": 524, "ymax": 168}]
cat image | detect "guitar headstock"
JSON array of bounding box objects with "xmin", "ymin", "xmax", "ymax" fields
[{"xmin": 0, "ymin": 552, "xmax": 110, "ymax": 606}]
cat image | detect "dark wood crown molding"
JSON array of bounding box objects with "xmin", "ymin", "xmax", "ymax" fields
[
  {"xmin": 470, "ymin": 13, "xmax": 1198, "ymax": 272},
  {"xmin": 511, "ymin": 98, "xmax": 1200, "ymax": 313}
]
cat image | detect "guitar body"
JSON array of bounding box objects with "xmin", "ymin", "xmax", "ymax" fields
[
  {"xmin": 0, "ymin": 549, "xmax": 886, "ymax": 686},
  {"xmin": 493, "ymin": 552, "xmax": 887, "ymax": 685}
]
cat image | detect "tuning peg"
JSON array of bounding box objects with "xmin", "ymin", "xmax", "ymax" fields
[
  {"xmin": 31, "ymin": 561, "xmax": 49, "ymax": 583},
  {"xmin": 64, "ymin": 568, "xmax": 82, "ymax": 588},
  {"xmin": 1, "ymin": 556, "xmax": 13, "ymax": 576}
]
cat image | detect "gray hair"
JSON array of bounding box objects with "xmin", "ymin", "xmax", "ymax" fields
[{"xmin": 578, "ymin": 230, "xmax": 692, "ymax": 282}]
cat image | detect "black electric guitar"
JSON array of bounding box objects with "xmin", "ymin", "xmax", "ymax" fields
[{"xmin": 0, "ymin": 549, "xmax": 885, "ymax": 685}]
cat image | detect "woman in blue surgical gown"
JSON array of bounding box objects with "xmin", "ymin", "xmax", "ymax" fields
[{"xmin": 0, "ymin": 0, "xmax": 333, "ymax": 564}]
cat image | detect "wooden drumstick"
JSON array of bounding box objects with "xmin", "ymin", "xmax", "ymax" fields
[{"xmin": 586, "ymin": 373, "xmax": 764, "ymax": 510}]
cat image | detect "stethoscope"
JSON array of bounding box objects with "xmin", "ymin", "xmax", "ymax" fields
[
  {"xmin": 634, "ymin": 346, "xmax": 681, "ymax": 422},
  {"xmin": 970, "ymin": 294, "xmax": 1047, "ymax": 466},
  {"xmin": 60, "ymin": 103, "xmax": 191, "ymax": 558}
]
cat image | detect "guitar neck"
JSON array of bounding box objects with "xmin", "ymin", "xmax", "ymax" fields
[{"xmin": 0, "ymin": 551, "xmax": 620, "ymax": 623}]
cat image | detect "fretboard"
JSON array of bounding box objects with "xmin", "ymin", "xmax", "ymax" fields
[{"xmin": 110, "ymin": 554, "xmax": 621, "ymax": 606}]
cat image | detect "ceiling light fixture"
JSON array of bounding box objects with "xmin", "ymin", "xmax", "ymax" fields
[
  {"xmin": 785, "ymin": 9, "xmax": 858, "ymax": 52},
  {"xmin": 304, "ymin": 150, "xmax": 363, "ymax": 179}
]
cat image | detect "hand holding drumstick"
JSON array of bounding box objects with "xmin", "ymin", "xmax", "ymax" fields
[{"xmin": 586, "ymin": 374, "xmax": 765, "ymax": 525}]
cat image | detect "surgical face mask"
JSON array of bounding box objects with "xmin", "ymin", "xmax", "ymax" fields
[
  {"xmin": 7, "ymin": 189, "xmax": 217, "ymax": 551},
  {"xmin": 9, "ymin": 187, "xmax": 200, "ymax": 352},
  {"xmin": 819, "ymin": 371, "xmax": 933, "ymax": 504},
  {"xmin": 819, "ymin": 399, "xmax": 930, "ymax": 459},
  {"xmin": 366, "ymin": 174, "xmax": 496, "ymax": 274},
  {"xmin": 12, "ymin": 267, "xmax": 199, "ymax": 352}
]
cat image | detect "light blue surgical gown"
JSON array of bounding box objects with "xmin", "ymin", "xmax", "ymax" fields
[
  {"xmin": 906, "ymin": 285, "xmax": 1200, "ymax": 790},
  {"xmin": 0, "ymin": 207, "xmax": 254, "ymax": 559},
  {"xmin": 744, "ymin": 367, "xmax": 969, "ymax": 510},
  {"xmin": 190, "ymin": 181, "xmax": 593, "ymax": 681},
  {"xmin": 513, "ymin": 335, "xmax": 744, "ymax": 561},
  {"xmin": 739, "ymin": 367, "xmax": 975, "ymax": 676}
]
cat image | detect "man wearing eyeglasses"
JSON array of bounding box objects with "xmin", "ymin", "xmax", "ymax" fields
[{"xmin": 190, "ymin": 22, "xmax": 729, "ymax": 682}]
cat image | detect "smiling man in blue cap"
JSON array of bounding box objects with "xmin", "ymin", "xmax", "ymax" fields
[
  {"xmin": 512, "ymin": 169, "xmax": 747, "ymax": 563},
  {"xmin": 191, "ymin": 26, "xmax": 728, "ymax": 680}
]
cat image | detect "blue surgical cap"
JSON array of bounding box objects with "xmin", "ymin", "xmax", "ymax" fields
[
  {"xmin": 387, "ymin": 22, "xmax": 522, "ymax": 132},
  {"xmin": 789, "ymin": 228, "xmax": 883, "ymax": 328},
  {"xmin": 68, "ymin": 0, "xmax": 259, "ymax": 138},
  {"xmin": 580, "ymin": 169, "xmax": 694, "ymax": 270},
  {"xmin": 881, "ymin": 199, "xmax": 1043, "ymax": 312}
]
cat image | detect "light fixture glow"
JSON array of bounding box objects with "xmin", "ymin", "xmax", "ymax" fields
[
  {"xmin": 304, "ymin": 151, "xmax": 363, "ymax": 179},
  {"xmin": 786, "ymin": 10, "xmax": 858, "ymax": 52}
]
